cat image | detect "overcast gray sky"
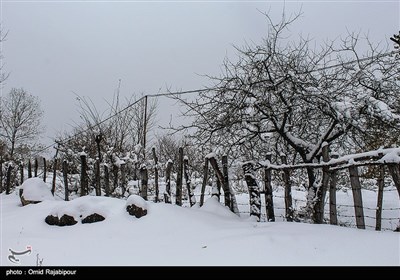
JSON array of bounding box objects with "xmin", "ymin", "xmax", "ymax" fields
[{"xmin": 0, "ymin": 0, "xmax": 399, "ymax": 147}]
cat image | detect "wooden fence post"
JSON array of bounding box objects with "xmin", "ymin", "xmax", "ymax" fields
[
  {"xmin": 104, "ymin": 164, "xmax": 110, "ymax": 197},
  {"xmin": 348, "ymin": 165, "xmax": 365, "ymax": 229},
  {"xmin": 264, "ymin": 153, "xmax": 275, "ymax": 222},
  {"xmin": 281, "ymin": 154, "xmax": 294, "ymax": 222},
  {"xmin": 152, "ymin": 147, "xmax": 159, "ymax": 203},
  {"xmin": 5, "ymin": 163, "xmax": 13, "ymax": 195},
  {"xmin": 95, "ymin": 159, "xmax": 101, "ymax": 196},
  {"xmin": 34, "ymin": 158, "xmax": 38, "ymax": 177},
  {"xmin": 375, "ymin": 164, "xmax": 385, "ymax": 231},
  {"xmin": 28, "ymin": 160, "xmax": 32, "ymax": 179},
  {"xmin": 62, "ymin": 160, "xmax": 69, "ymax": 201},
  {"xmin": 113, "ymin": 163, "xmax": 119, "ymax": 195},
  {"xmin": 164, "ymin": 160, "xmax": 173, "ymax": 203},
  {"xmin": 200, "ymin": 158, "xmax": 209, "ymax": 207},
  {"xmin": 43, "ymin": 158, "xmax": 47, "ymax": 182},
  {"xmin": 242, "ymin": 161, "xmax": 261, "ymax": 221},
  {"xmin": 314, "ymin": 144, "xmax": 329, "ymax": 224},
  {"xmin": 0, "ymin": 160, "xmax": 3, "ymax": 193},
  {"xmin": 120, "ymin": 162, "xmax": 127, "ymax": 196},
  {"xmin": 184, "ymin": 156, "xmax": 196, "ymax": 207},
  {"xmin": 51, "ymin": 159, "xmax": 57, "ymax": 195},
  {"xmin": 329, "ymin": 153, "xmax": 339, "ymax": 225},
  {"xmin": 222, "ymin": 155, "xmax": 230, "ymax": 208},
  {"xmin": 140, "ymin": 164, "xmax": 148, "ymax": 200},
  {"xmin": 176, "ymin": 147, "xmax": 183, "ymax": 206},
  {"xmin": 80, "ymin": 153, "xmax": 88, "ymax": 196},
  {"xmin": 386, "ymin": 163, "xmax": 400, "ymax": 231},
  {"xmin": 19, "ymin": 163, "xmax": 24, "ymax": 186}
]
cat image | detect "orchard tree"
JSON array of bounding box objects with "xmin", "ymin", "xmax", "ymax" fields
[
  {"xmin": 0, "ymin": 88, "xmax": 44, "ymax": 159},
  {"xmin": 175, "ymin": 13, "xmax": 400, "ymax": 222}
]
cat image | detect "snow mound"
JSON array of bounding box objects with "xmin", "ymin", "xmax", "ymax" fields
[
  {"xmin": 199, "ymin": 196, "xmax": 239, "ymax": 219},
  {"xmin": 49, "ymin": 196, "xmax": 112, "ymax": 222},
  {"xmin": 126, "ymin": 195, "xmax": 148, "ymax": 218},
  {"xmin": 126, "ymin": 195, "xmax": 147, "ymax": 209},
  {"xmin": 20, "ymin": 177, "xmax": 54, "ymax": 205}
]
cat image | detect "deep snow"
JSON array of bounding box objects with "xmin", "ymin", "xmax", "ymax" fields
[{"xmin": 1, "ymin": 191, "xmax": 399, "ymax": 266}]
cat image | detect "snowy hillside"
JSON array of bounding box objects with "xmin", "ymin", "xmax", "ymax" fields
[{"xmin": 1, "ymin": 190, "xmax": 398, "ymax": 266}]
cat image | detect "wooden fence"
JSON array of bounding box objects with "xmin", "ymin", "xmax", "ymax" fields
[{"xmin": 1, "ymin": 146, "xmax": 399, "ymax": 231}]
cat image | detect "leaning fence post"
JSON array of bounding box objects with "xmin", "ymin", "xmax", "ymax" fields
[
  {"xmin": 329, "ymin": 153, "xmax": 339, "ymax": 225},
  {"xmin": 264, "ymin": 153, "xmax": 275, "ymax": 222},
  {"xmin": 281, "ymin": 154, "xmax": 294, "ymax": 222},
  {"xmin": 348, "ymin": 165, "xmax": 365, "ymax": 229},
  {"xmin": 242, "ymin": 161, "xmax": 261, "ymax": 222}
]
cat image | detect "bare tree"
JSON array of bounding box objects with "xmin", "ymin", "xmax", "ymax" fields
[
  {"xmin": 174, "ymin": 13, "xmax": 400, "ymax": 222},
  {"xmin": 0, "ymin": 27, "xmax": 9, "ymax": 85},
  {"xmin": 0, "ymin": 88, "xmax": 44, "ymax": 159}
]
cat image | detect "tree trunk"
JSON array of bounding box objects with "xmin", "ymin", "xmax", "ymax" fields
[
  {"xmin": 104, "ymin": 164, "xmax": 110, "ymax": 197},
  {"xmin": 95, "ymin": 159, "xmax": 101, "ymax": 196},
  {"xmin": 140, "ymin": 164, "xmax": 148, "ymax": 200},
  {"xmin": 208, "ymin": 155, "xmax": 239, "ymax": 214},
  {"xmin": 242, "ymin": 162, "xmax": 261, "ymax": 221},
  {"xmin": 349, "ymin": 165, "xmax": 365, "ymax": 229},
  {"xmin": 152, "ymin": 147, "xmax": 159, "ymax": 203},
  {"xmin": 314, "ymin": 145, "xmax": 329, "ymax": 224},
  {"xmin": 200, "ymin": 158, "xmax": 209, "ymax": 207},
  {"xmin": 176, "ymin": 147, "xmax": 183, "ymax": 206},
  {"xmin": 51, "ymin": 159, "xmax": 57, "ymax": 195},
  {"xmin": 80, "ymin": 153, "xmax": 88, "ymax": 196},
  {"xmin": 62, "ymin": 160, "xmax": 69, "ymax": 201},
  {"xmin": 264, "ymin": 153, "xmax": 275, "ymax": 222},
  {"xmin": 184, "ymin": 156, "xmax": 195, "ymax": 207},
  {"xmin": 43, "ymin": 158, "xmax": 47, "ymax": 182},
  {"xmin": 281, "ymin": 155, "xmax": 294, "ymax": 222},
  {"xmin": 164, "ymin": 160, "xmax": 173, "ymax": 203},
  {"xmin": 375, "ymin": 165, "xmax": 384, "ymax": 231}
]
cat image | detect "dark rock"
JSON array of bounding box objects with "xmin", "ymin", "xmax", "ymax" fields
[
  {"xmin": 45, "ymin": 215, "xmax": 59, "ymax": 225},
  {"xmin": 59, "ymin": 214, "xmax": 77, "ymax": 226},
  {"xmin": 81, "ymin": 213, "xmax": 105, "ymax": 224},
  {"xmin": 126, "ymin": 204, "xmax": 147, "ymax": 218}
]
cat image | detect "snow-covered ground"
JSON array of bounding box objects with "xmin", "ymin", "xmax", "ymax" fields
[{"xmin": 1, "ymin": 187, "xmax": 399, "ymax": 266}]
